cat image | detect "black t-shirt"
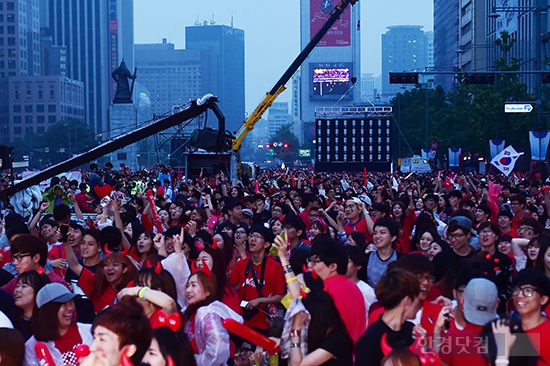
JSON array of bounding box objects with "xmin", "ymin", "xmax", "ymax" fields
[
  {"xmin": 355, "ymin": 318, "xmax": 414, "ymax": 366},
  {"xmin": 0, "ymin": 268, "xmax": 14, "ymax": 287},
  {"xmin": 64, "ymin": 260, "xmax": 99, "ymax": 283},
  {"xmin": 432, "ymin": 247, "xmax": 475, "ymax": 281},
  {"xmin": 318, "ymin": 330, "xmax": 353, "ymax": 366}
]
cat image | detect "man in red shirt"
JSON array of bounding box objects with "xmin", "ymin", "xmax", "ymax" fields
[
  {"xmin": 310, "ymin": 237, "xmax": 366, "ymax": 344},
  {"xmin": 510, "ymin": 194, "xmax": 527, "ymax": 232},
  {"xmin": 229, "ymin": 225, "xmax": 285, "ymax": 335},
  {"xmin": 339, "ymin": 197, "xmax": 374, "ymax": 243},
  {"xmin": 298, "ymin": 193, "xmax": 319, "ymax": 231}
]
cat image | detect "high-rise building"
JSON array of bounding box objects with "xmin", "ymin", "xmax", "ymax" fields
[
  {"xmin": 39, "ymin": 0, "xmax": 134, "ymax": 139},
  {"xmin": 297, "ymin": 0, "xmax": 362, "ymax": 143},
  {"xmin": 456, "ymin": 0, "xmax": 488, "ymax": 72},
  {"xmin": 135, "ymin": 40, "xmax": 204, "ymax": 116},
  {"xmin": 433, "ymin": 0, "xmax": 460, "ymax": 91},
  {"xmin": 381, "ymin": 25, "xmax": 430, "ymax": 99},
  {"xmin": 267, "ymin": 102, "xmax": 292, "ymax": 137},
  {"xmin": 485, "ymin": 0, "xmax": 549, "ymax": 95},
  {"xmin": 0, "ymin": 0, "xmax": 83, "ymax": 144},
  {"xmin": 185, "ymin": 23, "xmax": 245, "ymax": 135}
]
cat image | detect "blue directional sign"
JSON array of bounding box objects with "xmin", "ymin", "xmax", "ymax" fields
[{"xmin": 504, "ymin": 104, "xmax": 533, "ymax": 113}]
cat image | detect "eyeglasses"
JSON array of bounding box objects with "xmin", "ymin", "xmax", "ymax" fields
[
  {"xmin": 13, "ymin": 253, "xmax": 31, "ymax": 262},
  {"xmin": 512, "ymin": 286, "xmax": 538, "ymax": 298},
  {"xmin": 447, "ymin": 232, "xmax": 465, "ymax": 240},
  {"xmin": 518, "ymin": 227, "xmax": 534, "ymax": 234},
  {"xmin": 416, "ymin": 274, "xmax": 435, "ymax": 283},
  {"xmin": 308, "ymin": 214, "xmax": 319, "ymax": 218},
  {"xmin": 479, "ymin": 230, "xmax": 495, "ymax": 236},
  {"xmin": 235, "ymin": 230, "xmax": 247, "ymax": 235},
  {"xmin": 249, "ymin": 233, "xmax": 264, "ymax": 240},
  {"xmin": 307, "ymin": 257, "xmax": 322, "ymax": 265}
]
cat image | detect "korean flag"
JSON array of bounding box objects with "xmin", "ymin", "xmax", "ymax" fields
[{"xmin": 490, "ymin": 146, "xmax": 523, "ymax": 176}]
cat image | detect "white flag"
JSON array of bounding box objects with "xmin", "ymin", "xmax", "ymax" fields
[{"xmin": 490, "ymin": 146, "xmax": 524, "ymax": 176}]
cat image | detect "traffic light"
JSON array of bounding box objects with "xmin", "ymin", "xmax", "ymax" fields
[
  {"xmin": 0, "ymin": 145, "xmax": 13, "ymax": 170},
  {"xmin": 389, "ymin": 72, "xmax": 419, "ymax": 84},
  {"xmin": 464, "ymin": 73, "xmax": 495, "ymax": 85},
  {"xmin": 542, "ymin": 73, "xmax": 550, "ymax": 84}
]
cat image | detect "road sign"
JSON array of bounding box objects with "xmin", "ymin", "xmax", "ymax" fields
[{"xmin": 504, "ymin": 104, "xmax": 533, "ymax": 113}]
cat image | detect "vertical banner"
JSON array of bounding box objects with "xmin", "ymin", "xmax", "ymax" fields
[
  {"xmin": 489, "ymin": 140, "xmax": 506, "ymax": 159},
  {"xmin": 431, "ymin": 140, "xmax": 439, "ymax": 159},
  {"xmin": 310, "ymin": 0, "xmax": 351, "ymax": 46},
  {"xmin": 109, "ymin": 0, "xmax": 119, "ymax": 101},
  {"xmin": 421, "ymin": 149, "xmax": 432, "ymax": 160},
  {"xmin": 448, "ymin": 148, "xmax": 461, "ymax": 167},
  {"xmin": 529, "ymin": 131, "xmax": 550, "ymax": 161}
]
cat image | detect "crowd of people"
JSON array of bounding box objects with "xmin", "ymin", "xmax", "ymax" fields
[{"xmin": 0, "ymin": 162, "xmax": 549, "ymax": 366}]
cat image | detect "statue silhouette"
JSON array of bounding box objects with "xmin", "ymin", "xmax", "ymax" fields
[{"xmin": 112, "ymin": 60, "xmax": 136, "ymax": 103}]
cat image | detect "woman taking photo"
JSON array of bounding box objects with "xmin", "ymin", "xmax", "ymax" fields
[
  {"xmin": 183, "ymin": 271, "xmax": 243, "ymax": 366},
  {"xmin": 24, "ymin": 283, "xmax": 93, "ymax": 366}
]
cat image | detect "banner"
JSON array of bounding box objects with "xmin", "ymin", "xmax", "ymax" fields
[
  {"xmin": 491, "ymin": 145, "xmax": 524, "ymax": 176},
  {"xmin": 489, "ymin": 140, "xmax": 505, "ymax": 159},
  {"xmin": 421, "ymin": 149, "xmax": 434, "ymax": 160},
  {"xmin": 529, "ymin": 131, "xmax": 550, "ymax": 161},
  {"xmin": 448, "ymin": 148, "xmax": 461, "ymax": 167}
]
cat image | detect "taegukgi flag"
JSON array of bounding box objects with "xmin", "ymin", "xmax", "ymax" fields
[{"xmin": 490, "ymin": 145, "xmax": 523, "ymax": 176}]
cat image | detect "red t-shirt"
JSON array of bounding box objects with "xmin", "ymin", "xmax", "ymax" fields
[
  {"xmin": 229, "ymin": 257, "xmax": 285, "ymax": 330},
  {"xmin": 299, "ymin": 209, "xmax": 311, "ymax": 231},
  {"xmin": 55, "ymin": 323, "xmax": 83, "ymax": 366},
  {"xmin": 323, "ymin": 275, "xmax": 366, "ymax": 344},
  {"xmin": 525, "ymin": 320, "xmax": 550, "ymax": 366},
  {"xmin": 439, "ymin": 322, "xmax": 489, "ymax": 366},
  {"xmin": 78, "ymin": 267, "xmax": 117, "ymax": 313},
  {"xmin": 344, "ymin": 217, "xmax": 373, "ymax": 243}
]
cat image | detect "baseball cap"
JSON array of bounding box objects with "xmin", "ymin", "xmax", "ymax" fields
[
  {"xmin": 242, "ymin": 208, "xmax": 253, "ymax": 217},
  {"xmin": 497, "ymin": 209, "xmax": 513, "ymax": 219},
  {"xmin": 449, "ymin": 216, "xmax": 472, "ymax": 232},
  {"xmin": 36, "ymin": 283, "xmax": 78, "ymax": 308},
  {"xmin": 463, "ymin": 278, "xmax": 498, "ymax": 326}
]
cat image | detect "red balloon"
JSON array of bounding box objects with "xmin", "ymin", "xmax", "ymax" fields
[
  {"xmin": 74, "ymin": 344, "xmax": 90, "ymax": 365},
  {"xmin": 35, "ymin": 342, "xmax": 56, "ymax": 366},
  {"xmin": 222, "ymin": 319, "xmax": 280, "ymax": 355}
]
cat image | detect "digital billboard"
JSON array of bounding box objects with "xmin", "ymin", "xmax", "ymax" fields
[
  {"xmin": 310, "ymin": 0, "xmax": 351, "ymax": 47},
  {"xmin": 310, "ymin": 62, "xmax": 353, "ymax": 99}
]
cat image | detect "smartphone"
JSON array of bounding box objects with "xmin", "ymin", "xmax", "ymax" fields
[
  {"xmin": 240, "ymin": 300, "xmax": 249, "ymax": 308},
  {"xmin": 60, "ymin": 223, "xmax": 70, "ymax": 242}
]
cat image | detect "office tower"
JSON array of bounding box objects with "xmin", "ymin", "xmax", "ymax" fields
[
  {"xmin": 135, "ymin": 40, "xmax": 204, "ymax": 116},
  {"xmin": 39, "ymin": 0, "xmax": 134, "ymax": 140},
  {"xmin": 267, "ymin": 102, "xmax": 292, "ymax": 137},
  {"xmin": 297, "ymin": 0, "xmax": 361, "ymax": 145},
  {"xmin": 433, "ymin": 0, "xmax": 459, "ymax": 91},
  {"xmin": 0, "ymin": 0, "xmax": 83, "ymax": 145},
  {"xmin": 456, "ymin": 0, "xmax": 488, "ymax": 72},
  {"xmin": 381, "ymin": 25, "xmax": 429, "ymax": 98},
  {"xmin": 185, "ymin": 23, "xmax": 245, "ymax": 135}
]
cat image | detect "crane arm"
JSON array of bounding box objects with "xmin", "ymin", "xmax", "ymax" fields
[{"xmin": 232, "ymin": 0, "xmax": 358, "ymax": 151}]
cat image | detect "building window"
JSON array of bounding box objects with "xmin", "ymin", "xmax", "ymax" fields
[
  {"xmin": 48, "ymin": 116, "xmax": 56, "ymax": 124},
  {"xmin": 49, "ymin": 90, "xmax": 54, "ymax": 99},
  {"xmin": 37, "ymin": 126, "xmax": 45, "ymax": 134},
  {"xmin": 25, "ymin": 105, "xmax": 32, "ymax": 113},
  {"xmin": 13, "ymin": 116, "xmax": 21, "ymax": 124},
  {"xmin": 7, "ymin": 26, "xmax": 15, "ymax": 34},
  {"xmin": 7, "ymin": 2, "xmax": 15, "ymax": 10},
  {"xmin": 14, "ymin": 127, "xmax": 22, "ymax": 135},
  {"xmin": 25, "ymin": 127, "xmax": 33, "ymax": 134},
  {"xmin": 38, "ymin": 90, "xmax": 43, "ymax": 99},
  {"xmin": 37, "ymin": 104, "xmax": 44, "ymax": 112},
  {"xmin": 26, "ymin": 90, "xmax": 31, "ymax": 99},
  {"xmin": 8, "ymin": 60, "xmax": 15, "ymax": 69},
  {"xmin": 37, "ymin": 115, "xmax": 44, "ymax": 124},
  {"xmin": 7, "ymin": 14, "xmax": 14, "ymax": 23},
  {"xmin": 13, "ymin": 105, "xmax": 21, "ymax": 113},
  {"xmin": 25, "ymin": 116, "xmax": 33, "ymax": 124},
  {"xmin": 48, "ymin": 105, "xmax": 56, "ymax": 113}
]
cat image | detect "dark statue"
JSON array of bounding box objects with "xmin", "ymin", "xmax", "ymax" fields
[{"xmin": 112, "ymin": 60, "xmax": 136, "ymax": 104}]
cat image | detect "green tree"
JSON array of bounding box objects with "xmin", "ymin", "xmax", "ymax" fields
[{"xmin": 271, "ymin": 124, "xmax": 300, "ymax": 161}]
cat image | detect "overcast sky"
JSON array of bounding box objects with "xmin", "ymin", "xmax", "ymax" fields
[{"xmin": 134, "ymin": 0, "xmax": 433, "ymax": 113}]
